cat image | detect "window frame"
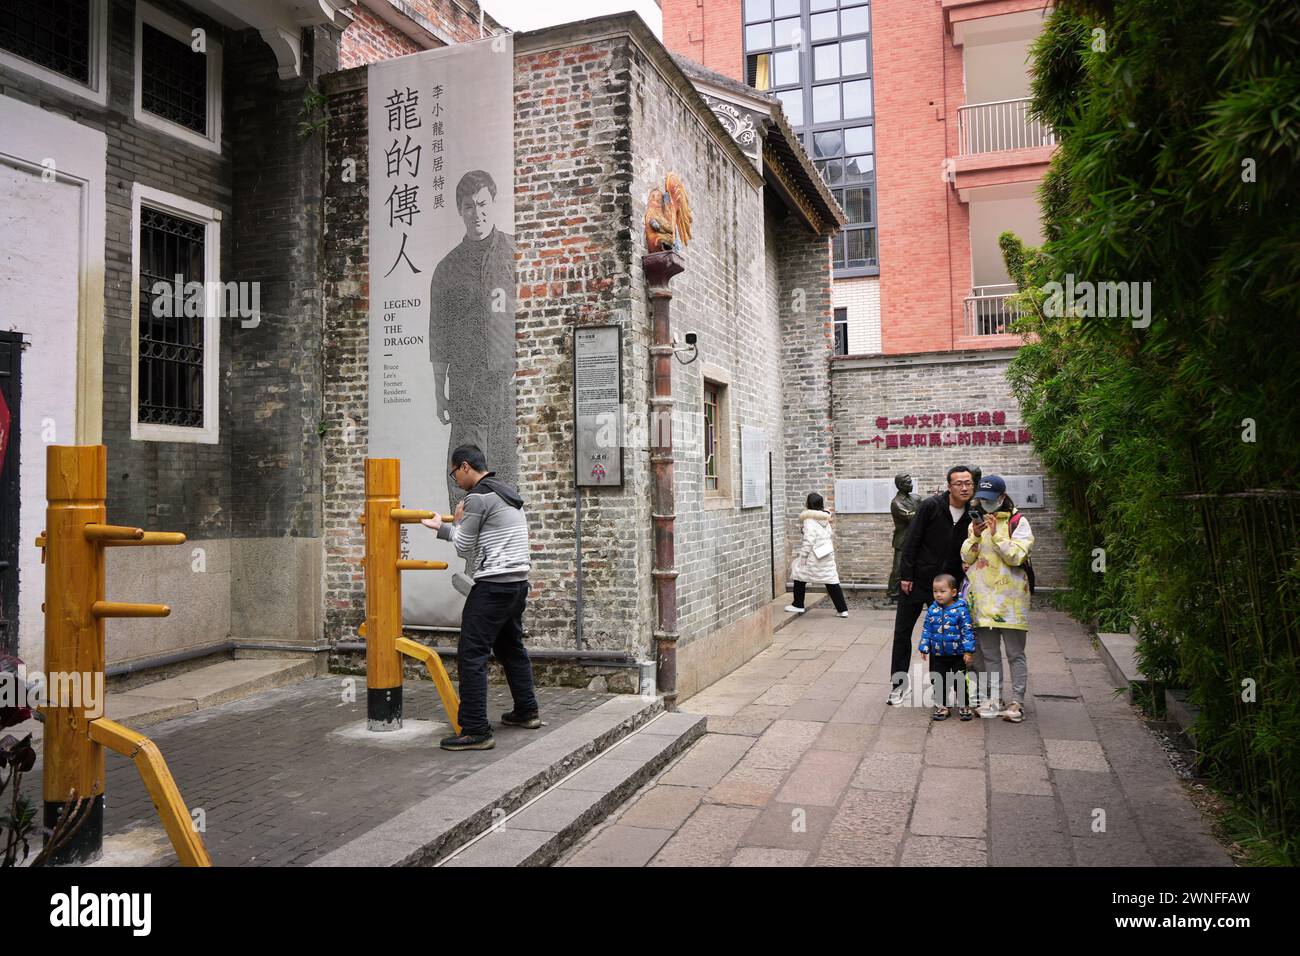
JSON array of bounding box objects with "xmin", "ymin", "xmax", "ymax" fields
[
  {"xmin": 0, "ymin": 0, "xmax": 109, "ymax": 106},
  {"xmin": 130, "ymin": 183, "xmax": 222, "ymax": 445},
  {"xmin": 701, "ymin": 367, "xmax": 734, "ymax": 507},
  {"xmin": 833, "ymin": 306, "xmax": 849, "ymax": 356},
  {"xmin": 133, "ymin": 1, "xmax": 222, "ymax": 154}
]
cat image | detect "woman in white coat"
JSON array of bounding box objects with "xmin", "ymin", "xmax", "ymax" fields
[{"xmin": 786, "ymin": 493, "xmax": 850, "ymax": 617}]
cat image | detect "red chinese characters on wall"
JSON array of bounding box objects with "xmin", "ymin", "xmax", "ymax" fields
[{"xmin": 858, "ymin": 410, "xmax": 1031, "ymax": 449}]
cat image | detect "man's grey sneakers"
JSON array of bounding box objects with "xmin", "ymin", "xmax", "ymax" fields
[
  {"xmin": 501, "ymin": 710, "xmax": 542, "ymax": 729},
  {"xmin": 784, "ymin": 605, "xmax": 806, "ymax": 614},
  {"xmin": 976, "ymin": 698, "xmax": 1003, "ymax": 719},
  {"xmin": 1001, "ymin": 701, "xmax": 1025, "ymax": 723},
  {"xmin": 440, "ymin": 731, "xmax": 495, "ymax": 751}
]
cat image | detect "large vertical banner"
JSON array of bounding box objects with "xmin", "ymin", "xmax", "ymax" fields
[{"xmin": 368, "ymin": 36, "xmax": 516, "ymax": 627}]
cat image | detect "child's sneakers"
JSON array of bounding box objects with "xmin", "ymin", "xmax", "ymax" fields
[{"xmin": 976, "ymin": 698, "xmax": 1004, "ymax": 719}]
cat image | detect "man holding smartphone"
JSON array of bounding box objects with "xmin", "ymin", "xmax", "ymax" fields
[{"xmin": 889, "ymin": 465, "xmax": 976, "ymax": 705}]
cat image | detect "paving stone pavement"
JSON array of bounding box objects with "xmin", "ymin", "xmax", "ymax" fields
[
  {"xmin": 561, "ymin": 606, "xmax": 1232, "ymax": 867},
  {"xmin": 19, "ymin": 678, "xmax": 612, "ymax": 866}
]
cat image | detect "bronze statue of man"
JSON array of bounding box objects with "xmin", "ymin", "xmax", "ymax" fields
[{"xmin": 887, "ymin": 473, "xmax": 923, "ymax": 601}]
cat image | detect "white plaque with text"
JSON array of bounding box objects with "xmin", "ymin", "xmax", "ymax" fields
[
  {"xmin": 741, "ymin": 425, "xmax": 767, "ymax": 508},
  {"xmin": 574, "ymin": 325, "xmax": 622, "ymax": 486},
  {"xmin": 834, "ymin": 478, "xmax": 895, "ymax": 514}
]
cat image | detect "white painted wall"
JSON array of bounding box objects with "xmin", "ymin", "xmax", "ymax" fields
[
  {"xmin": 968, "ymin": 187, "xmax": 1044, "ymax": 287},
  {"xmin": 0, "ymin": 97, "xmax": 107, "ymax": 665},
  {"xmin": 963, "ymin": 37, "xmax": 1033, "ymax": 105}
]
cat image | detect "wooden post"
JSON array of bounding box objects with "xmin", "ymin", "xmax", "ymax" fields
[
  {"xmin": 361, "ymin": 458, "xmax": 460, "ymax": 732},
  {"xmin": 43, "ymin": 445, "xmax": 108, "ymax": 863},
  {"xmin": 364, "ymin": 459, "xmax": 404, "ymax": 729},
  {"xmin": 40, "ymin": 445, "xmax": 204, "ymax": 865}
]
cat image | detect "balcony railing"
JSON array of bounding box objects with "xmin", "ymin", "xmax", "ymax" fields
[
  {"xmin": 964, "ymin": 283, "xmax": 1021, "ymax": 336},
  {"xmin": 956, "ymin": 97, "xmax": 1055, "ymax": 155}
]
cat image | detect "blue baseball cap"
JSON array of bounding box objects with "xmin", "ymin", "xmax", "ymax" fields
[{"xmin": 973, "ymin": 474, "xmax": 1006, "ymax": 501}]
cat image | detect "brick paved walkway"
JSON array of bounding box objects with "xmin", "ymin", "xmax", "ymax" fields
[
  {"xmin": 21, "ymin": 678, "xmax": 611, "ymax": 866},
  {"xmin": 562, "ymin": 607, "xmax": 1231, "ymax": 867}
]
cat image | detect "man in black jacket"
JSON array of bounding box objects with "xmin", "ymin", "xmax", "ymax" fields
[{"xmin": 889, "ymin": 465, "xmax": 976, "ymax": 705}]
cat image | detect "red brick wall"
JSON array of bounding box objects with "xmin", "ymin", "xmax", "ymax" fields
[
  {"xmin": 873, "ymin": 0, "xmax": 972, "ymax": 354},
  {"xmin": 340, "ymin": 7, "xmax": 423, "ymax": 69},
  {"xmin": 340, "ymin": 1, "xmax": 505, "ymax": 69},
  {"xmin": 661, "ymin": 0, "xmax": 743, "ymax": 82}
]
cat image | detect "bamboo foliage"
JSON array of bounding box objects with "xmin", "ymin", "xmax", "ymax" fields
[{"xmin": 1002, "ymin": 0, "xmax": 1300, "ymax": 862}]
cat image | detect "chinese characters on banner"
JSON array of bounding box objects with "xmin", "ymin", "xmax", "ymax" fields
[
  {"xmin": 857, "ymin": 410, "xmax": 1032, "ymax": 450},
  {"xmin": 368, "ymin": 37, "xmax": 515, "ymax": 628}
]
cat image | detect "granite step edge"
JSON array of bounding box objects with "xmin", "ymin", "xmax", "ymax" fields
[{"xmin": 308, "ymin": 694, "xmax": 666, "ymax": 867}]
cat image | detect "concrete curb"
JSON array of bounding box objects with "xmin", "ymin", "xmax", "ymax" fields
[
  {"xmin": 442, "ymin": 710, "xmax": 708, "ymax": 867},
  {"xmin": 310, "ymin": 694, "xmax": 669, "ymax": 867},
  {"xmin": 1096, "ymin": 631, "xmax": 1148, "ymax": 703}
]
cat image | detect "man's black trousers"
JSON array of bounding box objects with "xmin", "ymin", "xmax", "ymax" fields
[
  {"xmin": 457, "ymin": 579, "xmax": 538, "ymax": 736},
  {"xmin": 891, "ymin": 587, "xmax": 932, "ymax": 689}
]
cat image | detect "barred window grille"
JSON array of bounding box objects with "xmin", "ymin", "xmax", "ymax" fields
[
  {"xmin": 704, "ymin": 384, "xmax": 720, "ymax": 491},
  {"xmin": 141, "ymin": 22, "xmax": 207, "ymax": 134},
  {"xmin": 138, "ymin": 207, "xmax": 205, "ymax": 428},
  {"xmin": 0, "ymin": 0, "xmax": 91, "ymax": 83}
]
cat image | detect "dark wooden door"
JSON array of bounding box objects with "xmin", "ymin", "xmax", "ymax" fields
[{"xmin": 0, "ymin": 332, "xmax": 20, "ymax": 655}]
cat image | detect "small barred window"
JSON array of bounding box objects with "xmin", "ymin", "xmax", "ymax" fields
[{"xmin": 141, "ymin": 22, "xmax": 207, "ymax": 134}]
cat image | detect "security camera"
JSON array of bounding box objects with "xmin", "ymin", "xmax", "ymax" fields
[{"xmin": 672, "ymin": 331, "xmax": 700, "ymax": 365}]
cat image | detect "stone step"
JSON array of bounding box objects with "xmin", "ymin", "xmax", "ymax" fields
[
  {"xmin": 310, "ymin": 694, "xmax": 689, "ymax": 867},
  {"xmin": 438, "ymin": 710, "xmax": 707, "ymax": 867},
  {"xmin": 1096, "ymin": 631, "xmax": 1148, "ymax": 703}
]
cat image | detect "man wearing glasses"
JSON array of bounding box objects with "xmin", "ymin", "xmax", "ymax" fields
[
  {"xmin": 889, "ymin": 465, "xmax": 976, "ymax": 705},
  {"xmin": 422, "ymin": 444, "xmax": 538, "ymax": 751}
]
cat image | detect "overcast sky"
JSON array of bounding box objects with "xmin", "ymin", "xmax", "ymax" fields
[{"xmin": 479, "ymin": 0, "xmax": 663, "ymax": 36}]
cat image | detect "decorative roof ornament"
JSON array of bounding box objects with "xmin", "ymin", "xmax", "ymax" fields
[{"xmin": 644, "ymin": 172, "xmax": 694, "ymax": 254}]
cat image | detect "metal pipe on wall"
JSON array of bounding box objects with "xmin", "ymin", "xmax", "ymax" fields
[{"xmin": 643, "ymin": 250, "xmax": 686, "ymax": 711}]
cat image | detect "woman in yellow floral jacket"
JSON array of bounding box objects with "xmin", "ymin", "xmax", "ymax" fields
[{"xmin": 959, "ymin": 475, "xmax": 1034, "ymax": 723}]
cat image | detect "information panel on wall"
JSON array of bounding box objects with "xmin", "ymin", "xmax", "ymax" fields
[
  {"xmin": 834, "ymin": 478, "xmax": 896, "ymax": 514},
  {"xmin": 574, "ymin": 325, "xmax": 623, "ymax": 487},
  {"xmin": 367, "ymin": 36, "xmax": 515, "ymax": 627},
  {"xmin": 740, "ymin": 425, "xmax": 767, "ymax": 508},
  {"xmin": 1002, "ymin": 475, "xmax": 1046, "ymax": 509}
]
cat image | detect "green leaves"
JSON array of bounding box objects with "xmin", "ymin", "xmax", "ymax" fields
[{"xmin": 1011, "ymin": 0, "xmax": 1300, "ymax": 862}]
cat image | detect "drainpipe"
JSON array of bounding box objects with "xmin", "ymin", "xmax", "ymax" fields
[{"xmin": 644, "ymin": 250, "xmax": 685, "ymax": 711}]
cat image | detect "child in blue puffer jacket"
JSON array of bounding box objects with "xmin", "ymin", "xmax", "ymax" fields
[{"xmin": 918, "ymin": 573, "xmax": 977, "ymax": 721}]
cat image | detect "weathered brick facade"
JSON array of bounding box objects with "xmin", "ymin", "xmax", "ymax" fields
[
  {"xmin": 775, "ymin": 212, "xmax": 836, "ymax": 563},
  {"xmin": 320, "ymin": 17, "xmax": 837, "ymax": 697},
  {"xmin": 1, "ymin": 0, "xmax": 351, "ymax": 665},
  {"xmin": 830, "ymin": 350, "xmax": 1066, "ymax": 588}
]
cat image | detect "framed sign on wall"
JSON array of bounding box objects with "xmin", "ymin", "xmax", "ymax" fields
[{"xmin": 574, "ymin": 324, "xmax": 623, "ymax": 487}]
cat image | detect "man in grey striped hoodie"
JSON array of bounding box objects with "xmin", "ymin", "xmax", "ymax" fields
[{"xmin": 422, "ymin": 444, "xmax": 539, "ymax": 751}]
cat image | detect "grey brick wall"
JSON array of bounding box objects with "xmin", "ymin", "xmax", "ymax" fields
[
  {"xmin": 830, "ymin": 351, "xmax": 1067, "ymax": 587},
  {"xmin": 626, "ymin": 49, "xmax": 799, "ymax": 648},
  {"xmin": 777, "ymin": 212, "xmax": 836, "ymax": 572},
  {"xmin": 3, "ymin": 1, "xmax": 340, "ymax": 656},
  {"xmin": 320, "ymin": 31, "xmax": 831, "ymax": 659},
  {"xmin": 1, "ymin": 1, "xmax": 333, "ymax": 540},
  {"xmin": 226, "ymin": 26, "xmax": 335, "ymax": 540}
]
